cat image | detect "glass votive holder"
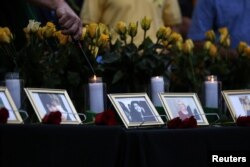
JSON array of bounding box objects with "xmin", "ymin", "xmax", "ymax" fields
[
  {"xmin": 84, "ymin": 76, "xmax": 107, "ymax": 113},
  {"xmin": 203, "ymin": 75, "xmax": 222, "ymax": 109}
]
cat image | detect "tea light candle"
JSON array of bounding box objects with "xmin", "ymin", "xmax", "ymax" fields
[
  {"xmin": 89, "ymin": 75, "xmax": 104, "ymax": 113},
  {"xmin": 204, "ymin": 75, "xmax": 219, "ymax": 108},
  {"xmin": 151, "ymin": 76, "xmax": 164, "ymax": 106}
]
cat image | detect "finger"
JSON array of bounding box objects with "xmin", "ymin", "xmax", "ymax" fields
[
  {"xmin": 62, "ymin": 19, "xmax": 82, "ymax": 36},
  {"xmin": 73, "ymin": 24, "xmax": 83, "ymax": 40},
  {"xmin": 62, "ymin": 23, "xmax": 78, "ymax": 36},
  {"xmin": 58, "ymin": 14, "xmax": 72, "ymax": 26},
  {"xmin": 61, "ymin": 19, "xmax": 75, "ymax": 30}
]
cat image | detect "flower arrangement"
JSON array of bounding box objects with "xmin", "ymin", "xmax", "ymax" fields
[
  {"xmin": 95, "ymin": 17, "xmax": 179, "ymax": 92},
  {"xmin": 1, "ymin": 19, "xmax": 250, "ymax": 114},
  {"xmin": 170, "ymin": 27, "xmax": 250, "ymax": 92},
  {"xmin": 20, "ymin": 20, "xmax": 86, "ymax": 88}
]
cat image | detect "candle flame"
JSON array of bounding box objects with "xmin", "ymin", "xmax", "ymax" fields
[
  {"xmin": 207, "ymin": 75, "xmax": 217, "ymax": 82},
  {"xmin": 211, "ymin": 76, "xmax": 214, "ymax": 82},
  {"xmin": 93, "ymin": 75, "xmax": 97, "ymax": 80}
]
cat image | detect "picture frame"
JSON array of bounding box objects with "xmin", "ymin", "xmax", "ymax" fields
[
  {"xmin": 159, "ymin": 93, "xmax": 209, "ymax": 126},
  {"xmin": 108, "ymin": 93, "xmax": 164, "ymax": 128},
  {"xmin": 0, "ymin": 87, "xmax": 23, "ymax": 124},
  {"xmin": 222, "ymin": 90, "xmax": 250, "ymax": 122},
  {"xmin": 24, "ymin": 88, "xmax": 82, "ymax": 124}
]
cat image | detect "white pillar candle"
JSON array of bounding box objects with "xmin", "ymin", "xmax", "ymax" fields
[
  {"xmin": 89, "ymin": 76, "xmax": 104, "ymax": 113},
  {"xmin": 5, "ymin": 72, "xmax": 22, "ymax": 109},
  {"xmin": 151, "ymin": 76, "xmax": 164, "ymax": 106},
  {"xmin": 204, "ymin": 75, "xmax": 219, "ymax": 108}
]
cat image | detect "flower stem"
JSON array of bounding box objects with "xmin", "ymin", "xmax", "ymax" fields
[
  {"xmin": 143, "ymin": 30, "xmax": 147, "ymax": 41},
  {"xmin": 130, "ymin": 36, "xmax": 134, "ymax": 44}
]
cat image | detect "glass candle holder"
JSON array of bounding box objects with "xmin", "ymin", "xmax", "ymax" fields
[
  {"xmin": 203, "ymin": 75, "xmax": 222, "ymax": 109},
  {"xmin": 150, "ymin": 76, "xmax": 165, "ymax": 107},
  {"xmin": 86, "ymin": 76, "xmax": 106, "ymax": 113}
]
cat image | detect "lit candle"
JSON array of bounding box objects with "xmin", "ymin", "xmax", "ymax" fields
[
  {"xmin": 151, "ymin": 76, "xmax": 164, "ymax": 106},
  {"xmin": 89, "ymin": 75, "xmax": 104, "ymax": 113},
  {"xmin": 204, "ymin": 75, "xmax": 219, "ymax": 108}
]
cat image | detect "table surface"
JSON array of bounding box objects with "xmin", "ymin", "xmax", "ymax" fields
[{"xmin": 0, "ymin": 124, "xmax": 250, "ymax": 167}]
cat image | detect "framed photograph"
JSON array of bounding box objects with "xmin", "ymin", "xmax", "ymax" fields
[
  {"xmin": 108, "ymin": 93, "xmax": 164, "ymax": 128},
  {"xmin": 0, "ymin": 87, "xmax": 23, "ymax": 124},
  {"xmin": 222, "ymin": 90, "xmax": 250, "ymax": 122},
  {"xmin": 24, "ymin": 88, "xmax": 82, "ymax": 124},
  {"xmin": 159, "ymin": 93, "xmax": 209, "ymax": 126}
]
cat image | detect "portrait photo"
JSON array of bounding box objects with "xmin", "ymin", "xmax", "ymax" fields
[
  {"xmin": 0, "ymin": 87, "xmax": 23, "ymax": 123},
  {"xmin": 222, "ymin": 90, "xmax": 250, "ymax": 121},
  {"xmin": 24, "ymin": 88, "xmax": 82, "ymax": 124},
  {"xmin": 159, "ymin": 93, "xmax": 209, "ymax": 126},
  {"xmin": 108, "ymin": 93, "xmax": 164, "ymax": 128}
]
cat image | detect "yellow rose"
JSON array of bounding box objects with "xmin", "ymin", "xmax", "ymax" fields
[
  {"xmin": 175, "ymin": 41, "xmax": 183, "ymax": 51},
  {"xmin": 140, "ymin": 16, "xmax": 151, "ymax": 31},
  {"xmin": 205, "ymin": 30, "xmax": 216, "ymax": 42},
  {"xmin": 219, "ymin": 34, "xmax": 230, "ymax": 47},
  {"xmin": 204, "ymin": 41, "xmax": 212, "ymax": 50},
  {"xmin": 218, "ymin": 27, "xmax": 229, "ymax": 36},
  {"xmin": 209, "ymin": 44, "xmax": 217, "ymax": 57},
  {"xmin": 237, "ymin": 41, "xmax": 248, "ymax": 54},
  {"xmin": 37, "ymin": 27, "xmax": 46, "ymax": 39},
  {"xmin": 0, "ymin": 31, "xmax": 10, "ymax": 43},
  {"xmin": 115, "ymin": 21, "xmax": 127, "ymax": 35},
  {"xmin": 243, "ymin": 47, "xmax": 250, "ymax": 57},
  {"xmin": 128, "ymin": 22, "xmax": 138, "ymax": 38},
  {"xmin": 182, "ymin": 39, "xmax": 194, "ymax": 54},
  {"xmin": 80, "ymin": 27, "xmax": 87, "ymax": 41},
  {"xmin": 2, "ymin": 27, "xmax": 13, "ymax": 39},
  {"xmin": 25, "ymin": 20, "xmax": 41, "ymax": 34},
  {"xmin": 87, "ymin": 23, "xmax": 98, "ymax": 39},
  {"xmin": 23, "ymin": 27, "xmax": 31, "ymax": 40},
  {"xmin": 0, "ymin": 27, "xmax": 13, "ymax": 43},
  {"xmin": 97, "ymin": 34, "xmax": 109, "ymax": 47},
  {"xmin": 169, "ymin": 32, "xmax": 183, "ymax": 43},
  {"xmin": 54, "ymin": 31, "xmax": 69, "ymax": 45},
  {"xmin": 98, "ymin": 23, "xmax": 109, "ymax": 35},
  {"xmin": 43, "ymin": 22, "xmax": 56, "ymax": 38},
  {"xmin": 156, "ymin": 26, "xmax": 172, "ymax": 40},
  {"xmin": 162, "ymin": 40, "xmax": 169, "ymax": 47}
]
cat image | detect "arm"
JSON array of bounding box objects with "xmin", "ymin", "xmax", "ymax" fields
[{"xmin": 27, "ymin": 0, "xmax": 82, "ymax": 39}]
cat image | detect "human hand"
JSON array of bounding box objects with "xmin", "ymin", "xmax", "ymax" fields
[{"xmin": 55, "ymin": 1, "xmax": 82, "ymax": 40}]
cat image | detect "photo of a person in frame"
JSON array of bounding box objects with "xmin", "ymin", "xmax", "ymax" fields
[
  {"xmin": 118, "ymin": 101, "xmax": 132, "ymax": 122},
  {"xmin": 39, "ymin": 93, "xmax": 71, "ymax": 121},
  {"xmin": 175, "ymin": 99, "xmax": 201, "ymax": 120},
  {"xmin": 238, "ymin": 95, "xmax": 250, "ymax": 116},
  {"xmin": 129, "ymin": 101, "xmax": 157, "ymax": 122}
]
